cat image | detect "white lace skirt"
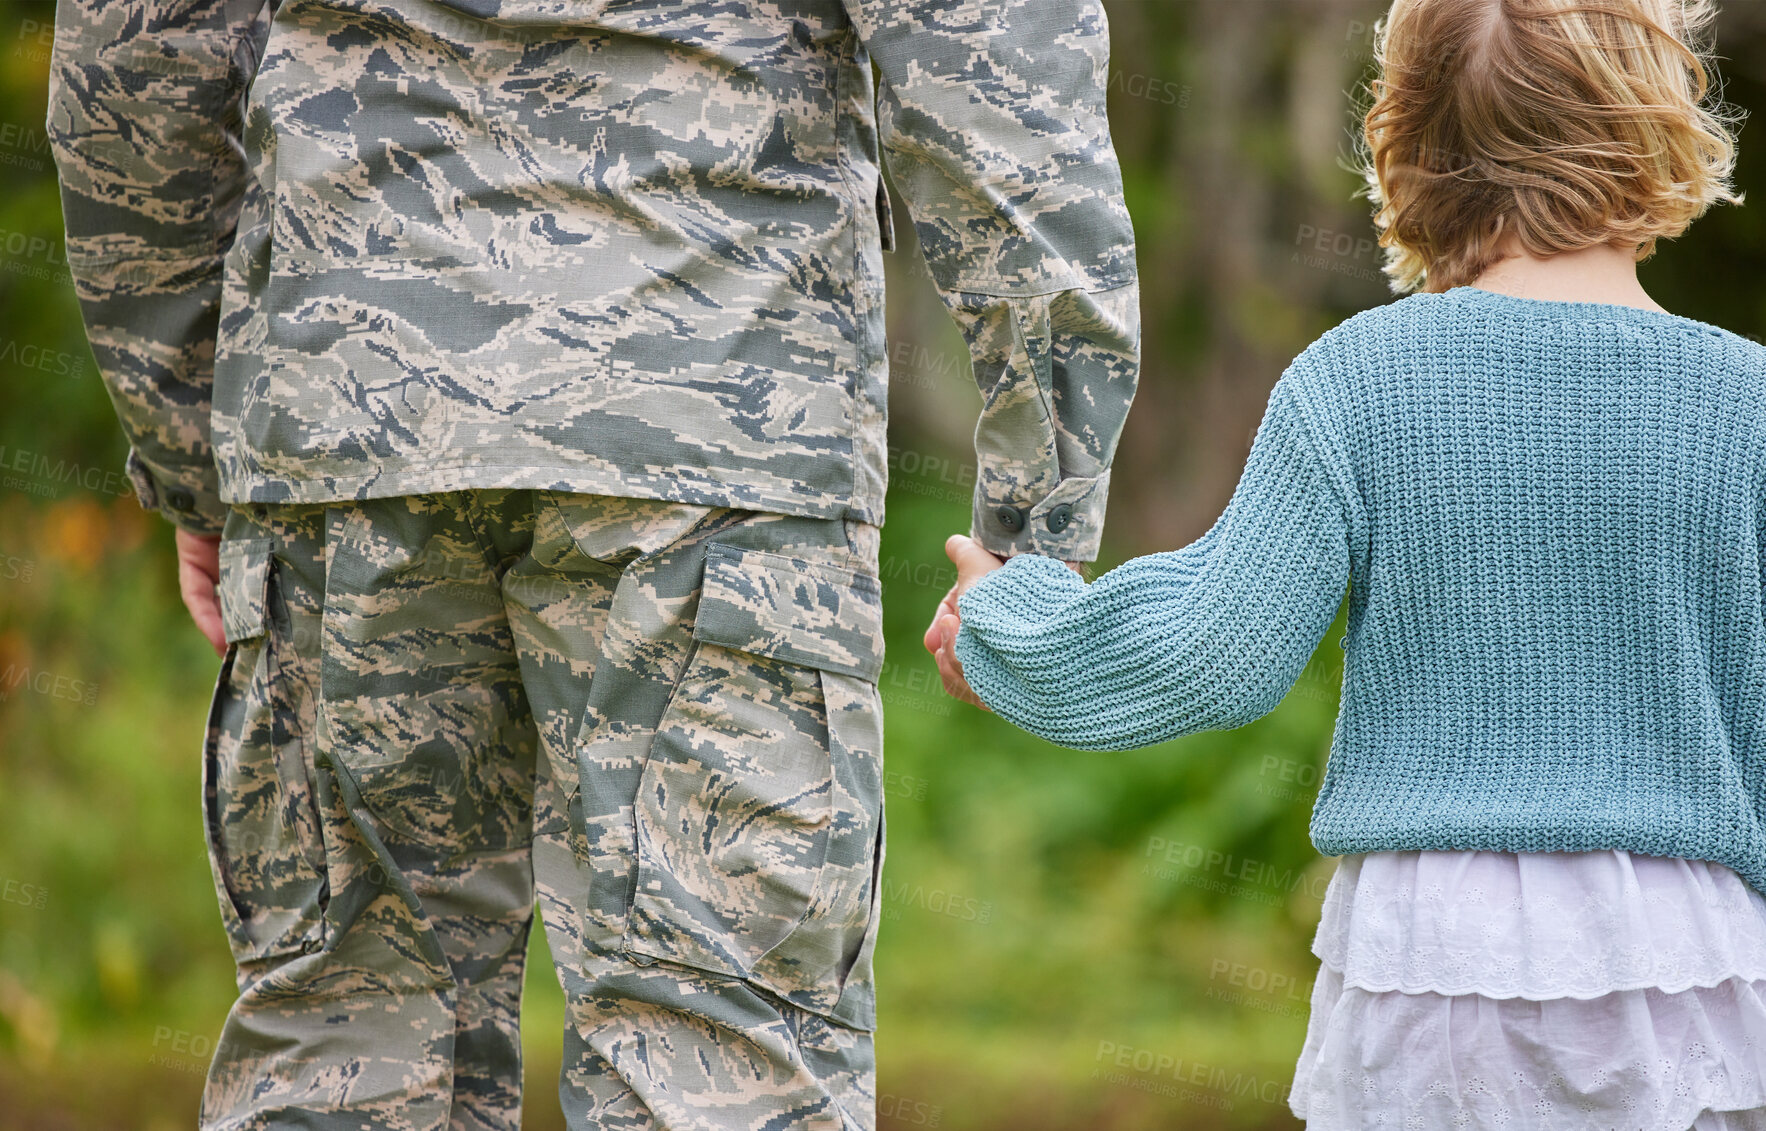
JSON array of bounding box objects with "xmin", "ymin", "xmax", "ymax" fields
[{"xmin": 1288, "ymin": 850, "xmax": 1766, "ymax": 1130}]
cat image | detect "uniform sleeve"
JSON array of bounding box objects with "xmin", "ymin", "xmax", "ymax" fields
[
  {"xmin": 843, "ymin": 0, "xmax": 1140, "ymax": 562},
  {"xmin": 952, "ymin": 379, "xmax": 1351, "ymax": 750},
  {"xmin": 46, "ymin": 0, "xmax": 274, "ymax": 536}
]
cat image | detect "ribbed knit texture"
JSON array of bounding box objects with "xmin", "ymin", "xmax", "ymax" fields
[{"xmin": 955, "ymin": 286, "xmax": 1766, "ymax": 893}]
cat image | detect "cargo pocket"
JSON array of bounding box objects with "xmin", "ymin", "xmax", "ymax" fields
[
  {"xmin": 202, "ymin": 536, "xmax": 329, "ymax": 969},
  {"xmin": 622, "ymin": 543, "xmax": 887, "ymax": 1031}
]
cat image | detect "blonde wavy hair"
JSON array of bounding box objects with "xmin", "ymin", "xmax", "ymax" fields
[{"xmin": 1359, "ymin": 0, "xmax": 1743, "ymax": 294}]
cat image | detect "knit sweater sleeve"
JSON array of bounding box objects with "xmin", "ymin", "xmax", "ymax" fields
[{"xmin": 952, "ymin": 378, "xmax": 1351, "ymax": 750}]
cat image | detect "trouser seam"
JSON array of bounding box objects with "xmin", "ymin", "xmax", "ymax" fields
[{"xmin": 459, "ymin": 490, "xmax": 504, "ymax": 585}]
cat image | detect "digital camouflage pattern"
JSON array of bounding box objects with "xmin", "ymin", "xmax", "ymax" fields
[
  {"xmin": 47, "ymin": 0, "xmax": 1140, "ymax": 560},
  {"xmin": 49, "ymin": 0, "xmax": 1139, "ymax": 1125},
  {"xmin": 205, "ymin": 489, "xmax": 884, "ymax": 1129}
]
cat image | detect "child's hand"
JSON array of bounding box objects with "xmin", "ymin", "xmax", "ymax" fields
[
  {"xmin": 923, "ymin": 536, "xmax": 1089, "ymax": 709},
  {"xmin": 923, "ymin": 535, "xmax": 1005, "ymax": 709}
]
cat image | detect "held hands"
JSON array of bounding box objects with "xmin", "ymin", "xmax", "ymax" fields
[
  {"xmin": 923, "ymin": 535, "xmax": 1006, "ymax": 709},
  {"xmin": 922, "ymin": 535, "xmax": 1088, "ymax": 709}
]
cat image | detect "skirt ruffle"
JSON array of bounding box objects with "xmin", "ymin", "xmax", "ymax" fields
[
  {"xmin": 1312, "ymin": 851, "xmax": 1766, "ymax": 1000},
  {"xmin": 1290, "ymin": 961, "xmax": 1766, "ymax": 1131}
]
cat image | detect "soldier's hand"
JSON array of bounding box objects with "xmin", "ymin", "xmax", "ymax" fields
[
  {"xmin": 176, "ymin": 528, "xmax": 228, "ymax": 659},
  {"xmin": 922, "ymin": 538, "xmax": 1089, "ymax": 709},
  {"xmin": 923, "ymin": 535, "xmax": 1002, "ymax": 709}
]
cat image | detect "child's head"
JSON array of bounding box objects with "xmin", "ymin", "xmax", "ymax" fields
[{"xmin": 1360, "ymin": 0, "xmax": 1742, "ymax": 294}]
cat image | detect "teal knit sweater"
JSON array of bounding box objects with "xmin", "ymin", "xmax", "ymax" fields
[{"xmin": 954, "ymin": 285, "xmax": 1766, "ymax": 892}]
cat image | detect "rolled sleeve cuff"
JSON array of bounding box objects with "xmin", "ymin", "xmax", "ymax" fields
[
  {"xmin": 125, "ymin": 446, "xmax": 227, "ymax": 537},
  {"xmin": 969, "ymin": 470, "xmax": 1110, "ymax": 562}
]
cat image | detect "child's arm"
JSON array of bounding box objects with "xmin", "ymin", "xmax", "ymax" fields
[{"xmin": 952, "ymin": 378, "xmax": 1351, "ymax": 751}]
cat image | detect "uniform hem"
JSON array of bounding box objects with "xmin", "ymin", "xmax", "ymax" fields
[{"xmin": 218, "ymin": 461, "xmax": 883, "ymax": 527}]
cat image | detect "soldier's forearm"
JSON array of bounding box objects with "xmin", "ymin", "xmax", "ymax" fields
[
  {"xmin": 68, "ymin": 260, "xmax": 230, "ymax": 533},
  {"xmin": 954, "ymin": 282, "xmax": 1141, "ymax": 562},
  {"xmin": 47, "ymin": 0, "xmax": 269, "ymax": 531},
  {"xmin": 847, "ymin": 0, "xmax": 1140, "ymax": 559},
  {"xmin": 852, "ymin": 0, "xmax": 1135, "ymax": 296}
]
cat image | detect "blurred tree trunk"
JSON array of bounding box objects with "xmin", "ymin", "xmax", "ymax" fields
[{"xmin": 1103, "ymin": 0, "xmax": 1389, "ymax": 555}]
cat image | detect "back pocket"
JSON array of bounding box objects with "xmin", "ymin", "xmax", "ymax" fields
[{"xmin": 622, "ymin": 542, "xmax": 886, "ymax": 1031}]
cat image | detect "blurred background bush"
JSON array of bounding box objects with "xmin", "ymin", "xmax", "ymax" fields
[{"xmin": 3, "ymin": 2, "xmax": 1766, "ymax": 1128}]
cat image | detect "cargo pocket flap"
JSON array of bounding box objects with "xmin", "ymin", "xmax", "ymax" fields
[
  {"xmin": 692, "ymin": 544, "xmax": 884, "ymax": 683},
  {"xmin": 218, "ymin": 537, "xmax": 274, "ymax": 644}
]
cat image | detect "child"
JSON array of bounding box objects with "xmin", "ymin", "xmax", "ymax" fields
[{"xmin": 931, "ymin": 0, "xmax": 1766, "ymax": 1127}]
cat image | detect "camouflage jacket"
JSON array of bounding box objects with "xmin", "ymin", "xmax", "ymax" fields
[{"xmin": 48, "ymin": 0, "xmax": 1140, "ymax": 560}]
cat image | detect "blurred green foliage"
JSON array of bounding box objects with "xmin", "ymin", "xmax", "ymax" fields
[
  {"xmin": 0, "ymin": 480, "xmax": 1344, "ymax": 1131},
  {"xmin": 4, "ymin": 2, "xmax": 1766, "ymax": 1129}
]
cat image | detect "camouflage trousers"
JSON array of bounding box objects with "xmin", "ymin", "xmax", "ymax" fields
[{"xmin": 199, "ymin": 490, "xmax": 887, "ymax": 1130}]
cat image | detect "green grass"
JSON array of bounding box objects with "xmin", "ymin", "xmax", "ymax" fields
[{"xmin": 0, "ymin": 487, "xmax": 1338, "ymax": 1130}]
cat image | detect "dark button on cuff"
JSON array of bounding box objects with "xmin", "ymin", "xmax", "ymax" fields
[
  {"xmin": 994, "ymin": 504, "xmax": 1026, "ymax": 532},
  {"xmin": 1045, "ymin": 503, "xmax": 1074, "ymax": 534},
  {"xmin": 164, "ymin": 486, "xmax": 195, "ymax": 512}
]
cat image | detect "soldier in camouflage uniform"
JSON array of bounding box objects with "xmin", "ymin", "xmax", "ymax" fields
[{"xmin": 47, "ymin": 0, "xmax": 1140, "ymax": 1128}]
